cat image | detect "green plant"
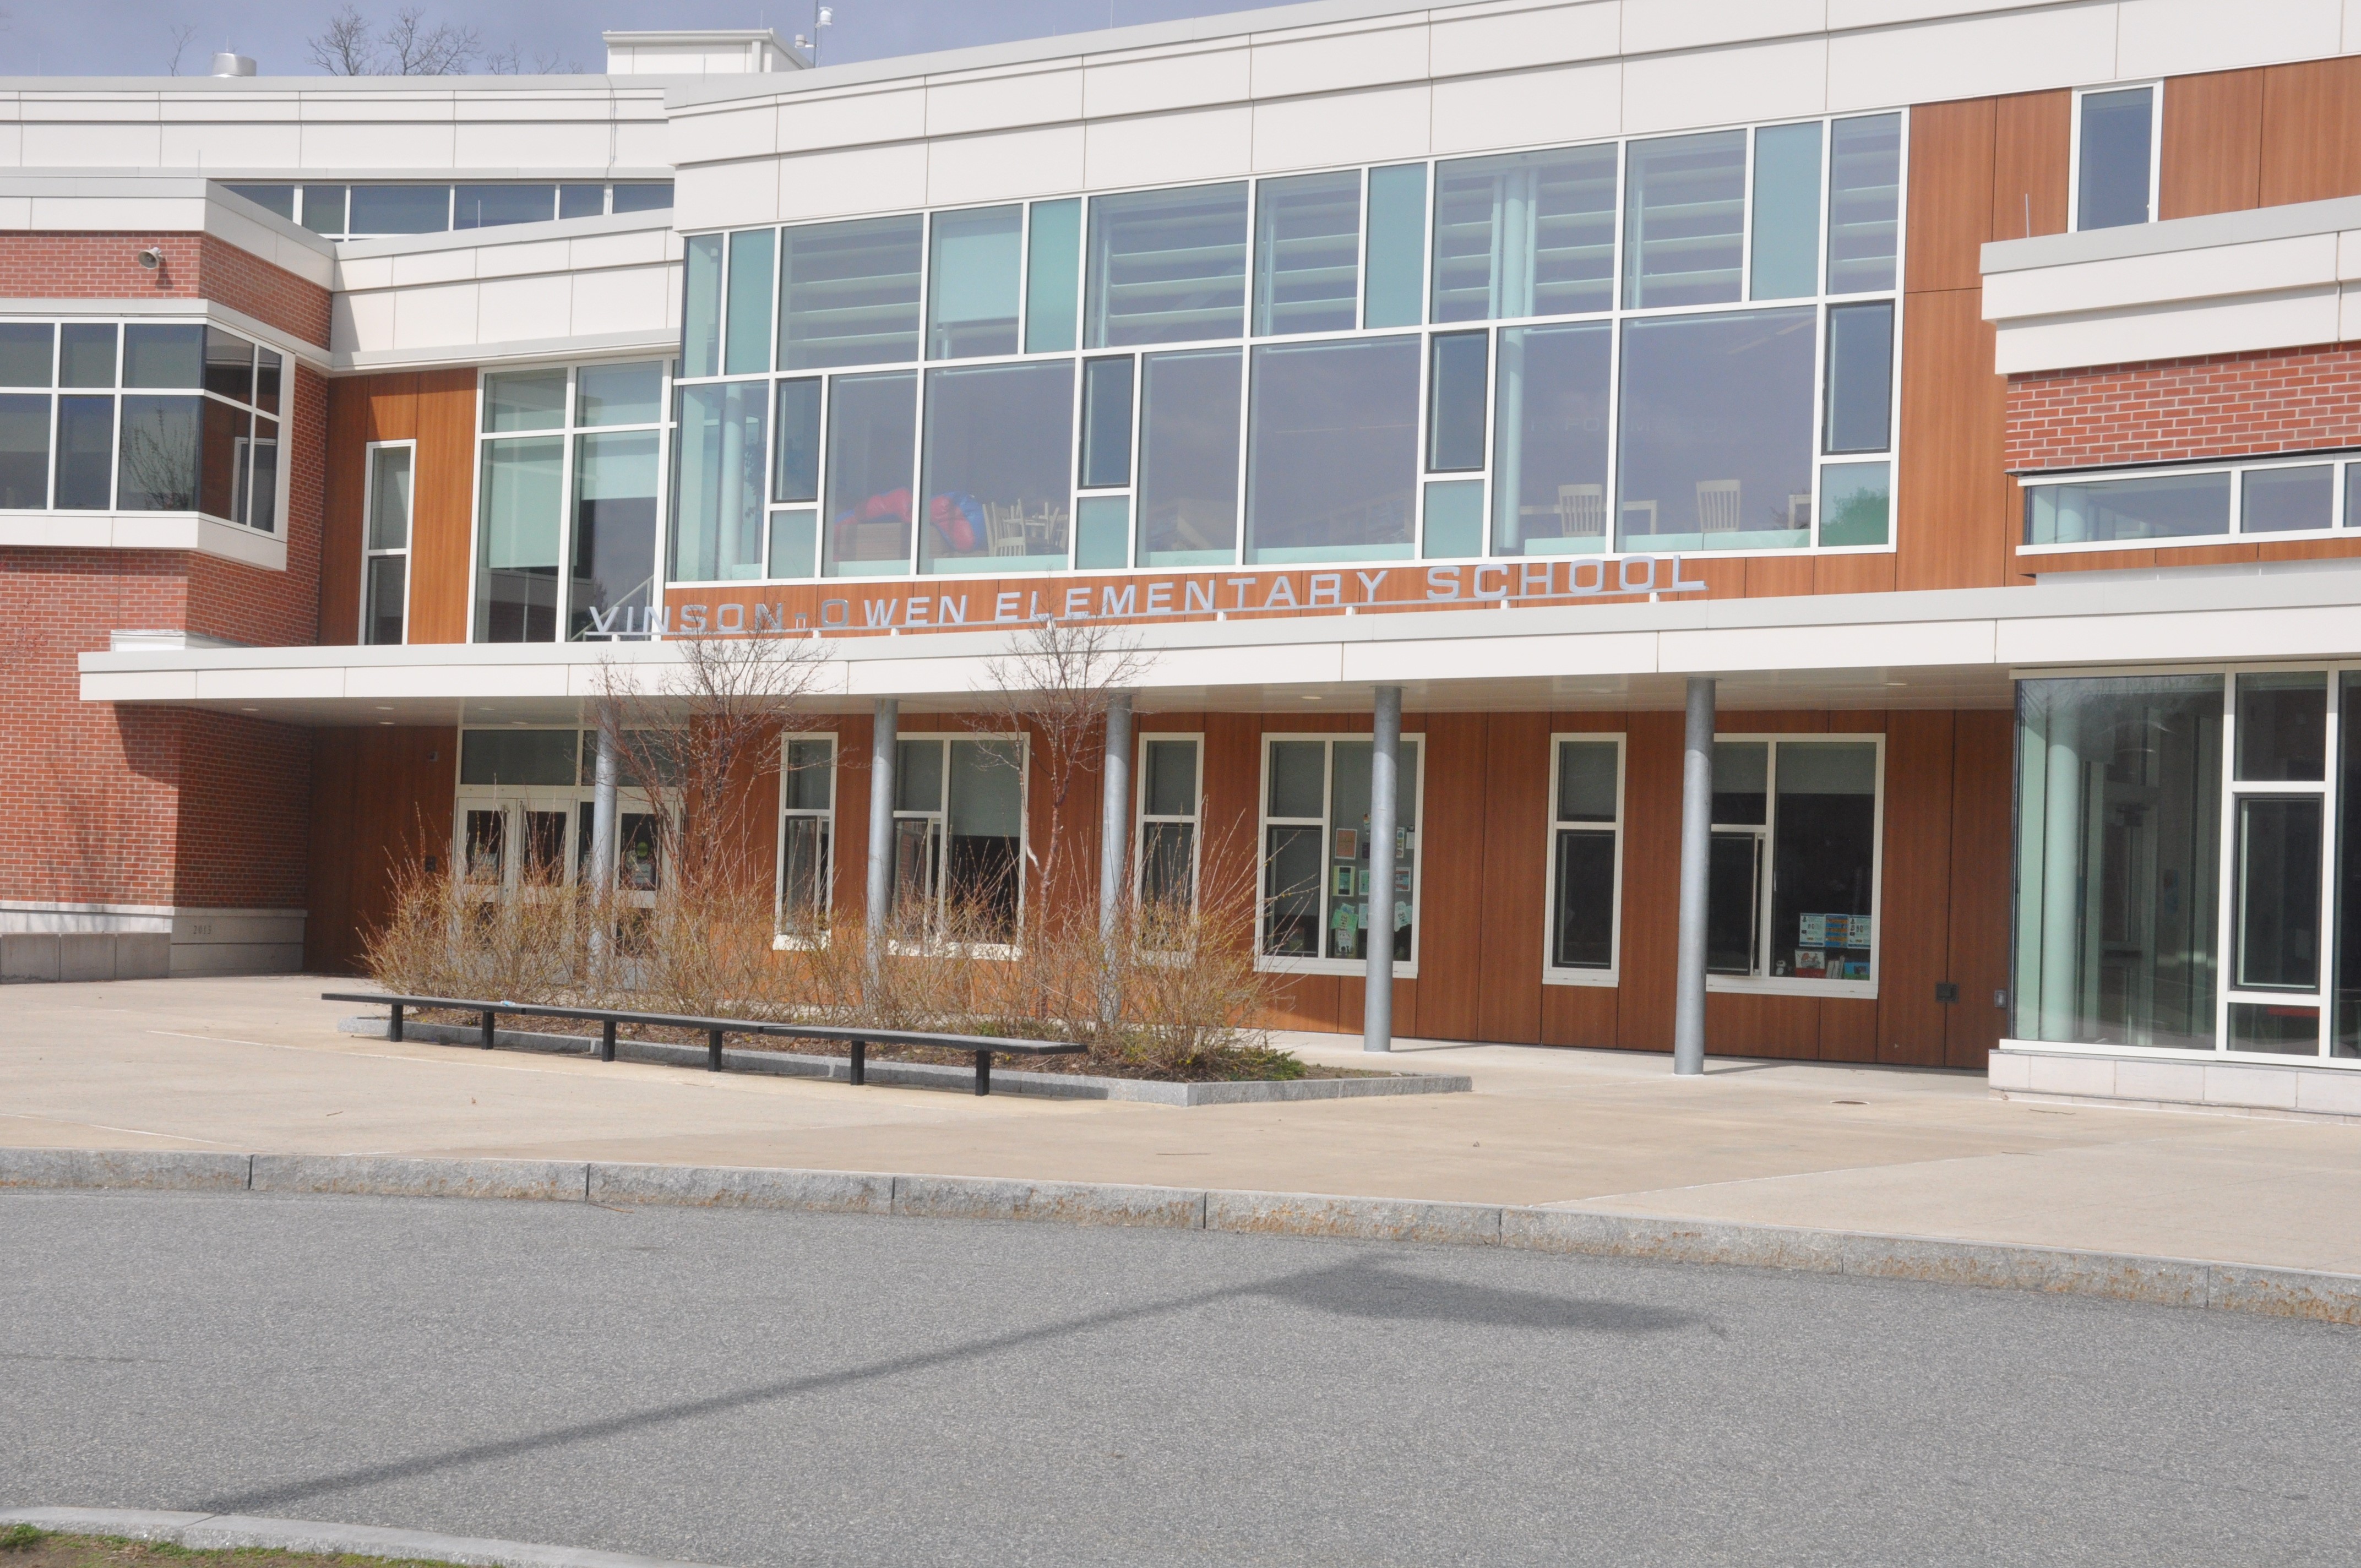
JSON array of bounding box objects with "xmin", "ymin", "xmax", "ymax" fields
[{"xmin": 1, "ymin": 1526, "xmax": 49, "ymax": 1553}]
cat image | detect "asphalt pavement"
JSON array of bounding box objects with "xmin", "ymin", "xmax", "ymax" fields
[{"xmin": 2, "ymin": 1189, "xmax": 2356, "ymax": 1567}]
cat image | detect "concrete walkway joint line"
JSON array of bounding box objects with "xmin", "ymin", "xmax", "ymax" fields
[
  {"xmin": 5, "ymin": 1147, "xmax": 2359, "ymax": 1325},
  {"xmin": 0, "ymin": 1507, "xmax": 732, "ymax": 1568}
]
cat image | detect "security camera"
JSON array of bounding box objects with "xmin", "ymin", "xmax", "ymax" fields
[{"xmin": 136, "ymin": 247, "xmax": 164, "ymax": 270}]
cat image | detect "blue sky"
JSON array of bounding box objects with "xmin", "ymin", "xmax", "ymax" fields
[{"xmin": 2, "ymin": 1, "xmax": 1279, "ymax": 77}]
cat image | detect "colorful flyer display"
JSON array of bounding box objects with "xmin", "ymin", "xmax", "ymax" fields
[
  {"xmin": 1798, "ymin": 913, "xmax": 1827, "ymax": 946},
  {"xmin": 1334, "ymin": 829, "xmax": 1358, "ymax": 861}
]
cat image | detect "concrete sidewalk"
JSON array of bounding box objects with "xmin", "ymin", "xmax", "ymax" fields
[{"xmin": 7, "ymin": 974, "xmax": 2361, "ymax": 1273}]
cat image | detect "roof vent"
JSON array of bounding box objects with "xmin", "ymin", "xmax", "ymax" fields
[{"xmin": 209, "ymin": 53, "xmax": 257, "ymax": 77}]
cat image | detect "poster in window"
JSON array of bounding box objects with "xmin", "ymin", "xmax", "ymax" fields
[
  {"xmin": 1334, "ymin": 828, "xmax": 1357, "ymax": 861},
  {"xmin": 1795, "ymin": 948, "xmax": 1826, "ymax": 973},
  {"xmin": 1331, "ymin": 901, "xmax": 1357, "ymax": 933},
  {"xmin": 1394, "ymin": 867, "xmax": 1411, "ymax": 893},
  {"xmin": 1798, "ymin": 912, "xmax": 1827, "ymax": 946},
  {"xmin": 1395, "ymin": 901, "xmax": 1411, "ymax": 930},
  {"xmin": 1839, "ymin": 959, "xmax": 1871, "ymax": 980},
  {"xmin": 1355, "ymin": 868, "xmax": 1370, "ymax": 895},
  {"xmin": 1332, "ymin": 865, "xmax": 1355, "ymax": 896}
]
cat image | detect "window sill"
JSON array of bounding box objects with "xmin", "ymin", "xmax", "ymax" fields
[
  {"xmin": 1707, "ymin": 974, "xmax": 1878, "ymax": 1000},
  {"xmin": 886, "ymin": 938, "xmax": 1020, "ymax": 961},
  {"xmin": 1543, "ymin": 967, "xmax": 1619, "ymax": 988},
  {"xmin": 1257, "ymin": 955, "xmax": 1421, "ymax": 980},
  {"xmin": 2017, "ymin": 527, "xmax": 2355, "ymax": 557},
  {"xmin": 0, "ymin": 510, "xmax": 285, "ymax": 570}
]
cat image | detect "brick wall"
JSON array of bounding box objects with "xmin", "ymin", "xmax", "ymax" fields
[
  {"xmin": 0, "ymin": 232, "xmax": 330, "ymax": 346},
  {"xmin": 2007, "ymin": 342, "xmax": 2361, "ymax": 470}
]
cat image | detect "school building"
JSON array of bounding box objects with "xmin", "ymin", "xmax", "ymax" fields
[{"xmin": 9, "ymin": 0, "xmax": 2361, "ymax": 1114}]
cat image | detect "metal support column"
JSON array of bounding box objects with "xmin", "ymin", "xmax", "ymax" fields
[
  {"xmin": 865, "ymin": 698, "xmax": 899, "ymax": 989},
  {"xmin": 587, "ymin": 706, "xmax": 619, "ymax": 963},
  {"xmin": 1097, "ymin": 692, "xmax": 1133, "ymax": 1022},
  {"xmin": 1364, "ymin": 685, "xmax": 1402, "ymax": 1054},
  {"xmin": 1673, "ymin": 676, "xmax": 1716, "ymax": 1076}
]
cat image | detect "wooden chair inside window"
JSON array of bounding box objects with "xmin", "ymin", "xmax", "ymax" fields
[
  {"xmin": 984, "ymin": 502, "xmax": 1030, "ymax": 557},
  {"xmin": 1557, "ymin": 483, "xmax": 1606, "ymax": 537},
  {"xmin": 1698, "ymin": 479, "xmax": 1742, "ymax": 535}
]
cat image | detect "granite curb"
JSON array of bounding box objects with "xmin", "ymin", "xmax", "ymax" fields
[
  {"xmin": 0, "ymin": 1507, "xmax": 731, "ymax": 1568},
  {"xmin": 6, "ymin": 1146, "xmax": 2359, "ymax": 1325},
  {"xmin": 336, "ymin": 1015, "xmax": 1472, "ymax": 1104}
]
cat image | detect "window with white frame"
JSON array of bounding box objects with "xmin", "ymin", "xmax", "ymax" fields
[
  {"xmin": 673, "ymin": 110, "xmax": 1906, "ymax": 583},
  {"xmin": 1259, "ymin": 734, "xmax": 1424, "ymax": 969},
  {"xmin": 777, "ymin": 733, "xmax": 836, "ymax": 928},
  {"xmin": 891, "ymin": 735, "xmax": 1026, "ymax": 939},
  {"xmin": 1707, "ymin": 736, "xmax": 1883, "ymax": 992},
  {"xmin": 2021, "ymin": 454, "xmax": 2360, "ymax": 551},
  {"xmin": 2071, "ymin": 83, "xmax": 2159, "ymax": 233},
  {"xmin": 224, "ymin": 181, "xmax": 673, "ymax": 238},
  {"xmin": 362, "ymin": 440, "xmax": 414, "ymax": 645},
  {"xmin": 452, "ymin": 728, "xmax": 661, "ymax": 900},
  {"xmin": 2014, "ymin": 669, "xmax": 2361, "ymax": 1063},
  {"xmin": 0, "ymin": 318, "xmax": 284, "ymax": 531},
  {"xmin": 1136, "ymin": 734, "xmax": 1202, "ymax": 912},
  {"xmin": 1546, "ymin": 735, "xmax": 1625, "ymax": 981},
  {"xmin": 476, "ymin": 360, "xmax": 672, "ymax": 643}
]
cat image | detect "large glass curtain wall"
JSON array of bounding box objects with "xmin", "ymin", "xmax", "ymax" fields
[
  {"xmin": 0, "ymin": 319, "xmax": 282, "ymax": 528},
  {"xmin": 478, "ymin": 360, "xmax": 670, "ymax": 643},
  {"xmin": 2015, "ymin": 671, "xmax": 2361, "ymax": 1062},
  {"xmin": 671, "ymin": 111, "xmax": 1901, "ymax": 585}
]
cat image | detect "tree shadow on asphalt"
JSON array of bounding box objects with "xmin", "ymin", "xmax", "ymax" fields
[{"xmin": 197, "ymin": 1251, "xmax": 1690, "ymax": 1516}]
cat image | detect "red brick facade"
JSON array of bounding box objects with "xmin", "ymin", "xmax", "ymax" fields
[
  {"xmin": 0, "ymin": 232, "xmax": 330, "ymax": 347},
  {"xmin": 0, "ymin": 232, "xmax": 331, "ymax": 917},
  {"xmin": 2006, "ymin": 341, "xmax": 2361, "ymax": 470}
]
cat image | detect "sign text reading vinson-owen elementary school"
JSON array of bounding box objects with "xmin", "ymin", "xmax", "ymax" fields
[{"xmin": 590, "ymin": 553, "xmax": 1713, "ymax": 639}]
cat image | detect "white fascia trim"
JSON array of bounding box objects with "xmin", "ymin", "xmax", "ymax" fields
[
  {"xmin": 332, "ymin": 210, "xmax": 679, "ymax": 264},
  {"xmin": 0, "ymin": 297, "xmax": 332, "ymax": 374},
  {"xmin": 0, "ymin": 511, "xmax": 288, "ymax": 570},
  {"xmin": 332, "ymin": 326, "xmax": 679, "ymax": 375}
]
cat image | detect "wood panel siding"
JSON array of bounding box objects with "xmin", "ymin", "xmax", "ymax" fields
[
  {"xmin": 2161, "ymin": 68, "xmax": 2265, "ymax": 219},
  {"xmin": 1476, "ymin": 712, "xmax": 1551, "ymax": 1047},
  {"xmin": 1907, "ymin": 96, "xmax": 1997, "ymax": 292},
  {"xmin": 2259, "ymin": 55, "xmax": 2361, "ymax": 207},
  {"xmin": 1614, "ymin": 711, "xmax": 1684, "ymax": 1053},
  {"xmin": 1415, "ymin": 712, "xmax": 1490, "ymax": 1042},
  {"xmin": 1898, "ymin": 289, "xmax": 2016, "ymax": 590},
  {"xmin": 304, "ymin": 724, "xmax": 456, "ymax": 974},
  {"xmin": 1990, "ymin": 89, "xmax": 2071, "ymax": 242},
  {"xmin": 1944, "ymin": 709, "xmax": 2017, "ymax": 1068},
  {"xmin": 1875, "ymin": 710, "xmax": 1956, "ymax": 1066},
  {"xmin": 322, "ymin": 369, "xmax": 477, "ymax": 646}
]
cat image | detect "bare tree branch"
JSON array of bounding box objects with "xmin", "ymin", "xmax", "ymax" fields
[
  {"xmin": 307, "ymin": 4, "xmax": 378, "ymax": 74},
  {"xmin": 166, "ymin": 23, "xmax": 199, "ymax": 75},
  {"xmin": 380, "ymin": 5, "xmax": 479, "ymax": 74}
]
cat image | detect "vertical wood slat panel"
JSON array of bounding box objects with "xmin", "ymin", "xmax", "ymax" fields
[
  {"xmin": 407, "ymin": 368, "xmax": 480, "ymax": 645},
  {"xmin": 1875, "ymin": 710, "xmax": 1956, "ymax": 1066},
  {"xmin": 1897, "ymin": 288, "xmax": 2014, "ymax": 591},
  {"xmin": 1990, "ymin": 89, "xmax": 2071, "ymax": 242},
  {"xmin": 1907, "ymin": 97, "xmax": 1996, "ymax": 293},
  {"xmin": 1615, "ymin": 711, "xmax": 1684, "ymax": 1054},
  {"xmin": 1745, "ymin": 554, "xmax": 1818, "ymax": 601},
  {"xmin": 1412, "ymin": 712, "xmax": 1488, "ymax": 1042},
  {"xmin": 303, "ymin": 731, "xmax": 357, "ymax": 971},
  {"xmin": 1476, "ymin": 711, "xmax": 1549, "ymax": 1045},
  {"xmin": 2259, "ymin": 55, "xmax": 2361, "ymax": 207},
  {"xmin": 2161, "ymin": 68, "xmax": 2265, "ymax": 219},
  {"xmin": 304, "ymin": 725, "xmax": 455, "ymax": 974},
  {"xmin": 833, "ymin": 712, "xmax": 874, "ymax": 929},
  {"xmin": 1945, "ymin": 709, "xmax": 2018, "ymax": 1068},
  {"xmin": 1814, "ymin": 552, "xmax": 1895, "ymax": 597}
]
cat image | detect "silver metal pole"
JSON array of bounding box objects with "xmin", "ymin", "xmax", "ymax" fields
[
  {"xmin": 865, "ymin": 698, "xmax": 898, "ymax": 987},
  {"xmin": 1099, "ymin": 692, "xmax": 1132, "ymax": 945},
  {"xmin": 1673, "ymin": 676, "xmax": 1715, "ymax": 1076},
  {"xmin": 587, "ymin": 705, "xmax": 619, "ymax": 964},
  {"xmin": 1364, "ymin": 685, "xmax": 1401, "ymax": 1053}
]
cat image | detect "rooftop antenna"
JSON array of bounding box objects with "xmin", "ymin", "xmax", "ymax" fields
[{"xmin": 811, "ymin": 4, "xmax": 833, "ymax": 65}]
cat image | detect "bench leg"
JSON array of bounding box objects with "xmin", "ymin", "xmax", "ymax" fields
[
  {"xmin": 601, "ymin": 1019, "xmax": 616, "ymax": 1063},
  {"xmin": 849, "ymin": 1040, "xmax": 866, "ymax": 1086},
  {"xmin": 975, "ymin": 1049, "xmax": 992, "ymax": 1096},
  {"xmin": 389, "ymin": 1002, "xmax": 404, "ymax": 1043},
  {"xmin": 708, "ymin": 1029, "xmax": 724, "ymax": 1072},
  {"xmin": 481, "ymin": 1010, "xmax": 496, "ymax": 1050}
]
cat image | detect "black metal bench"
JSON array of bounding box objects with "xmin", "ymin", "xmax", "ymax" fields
[{"xmin": 319, "ymin": 992, "xmax": 1087, "ymax": 1096}]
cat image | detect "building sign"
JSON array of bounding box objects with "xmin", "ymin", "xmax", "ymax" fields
[{"xmin": 591, "ymin": 553, "xmax": 1711, "ymax": 639}]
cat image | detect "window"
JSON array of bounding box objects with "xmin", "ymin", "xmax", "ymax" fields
[
  {"xmin": 892, "ymin": 736, "xmax": 1026, "ymax": 941},
  {"xmin": 1546, "ymin": 736, "xmax": 1624, "ymax": 980},
  {"xmin": 230, "ymin": 181, "xmax": 668, "ymax": 238},
  {"xmin": 1709, "ymin": 737, "xmax": 1882, "ymax": 992},
  {"xmin": 1244, "ymin": 336, "xmax": 1419, "ymax": 564},
  {"xmin": 482, "ymin": 360, "xmax": 669, "ymax": 640},
  {"xmin": 670, "ymin": 379, "xmax": 765, "ymax": 587},
  {"xmin": 1253, "ymin": 171, "xmax": 1361, "ymax": 337},
  {"xmin": 918, "ymin": 359, "xmax": 1073, "ymax": 574},
  {"xmin": 1136, "ymin": 347, "xmax": 1240, "ymax": 568},
  {"xmin": 1259, "ymin": 734, "xmax": 1424, "ymax": 970},
  {"xmin": 1136, "ymin": 735, "xmax": 1203, "ymax": 913},
  {"xmin": 928, "ymin": 205, "xmax": 1022, "ymax": 360},
  {"xmin": 777, "ymin": 734, "xmax": 837, "ymax": 930},
  {"xmin": 1086, "ymin": 183, "xmax": 1249, "ymax": 347},
  {"xmin": 453, "ymin": 727, "xmax": 661, "ymax": 902},
  {"xmin": 361, "ymin": 441, "xmax": 413, "ymax": 645},
  {"xmin": 1432, "ymin": 145, "xmax": 1617, "ymax": 323},
  {"xmin": 675, "ymin": 113, "xmax": 1901, "ymax": 575},
  {"xmin": 1618, "ymin": 308, "xmax": 1815, "ymax": 551},
  {"xmin": 2074, "ymin": 85, "xmax": 2157, "ymax": 232},
  {"xmin": 2015, "ymin": 450, "xmax": 2361, "ymax": 550},
  {"xmin": 0, "ymin": 318, "xmax": 284, "ymax": 529}
]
